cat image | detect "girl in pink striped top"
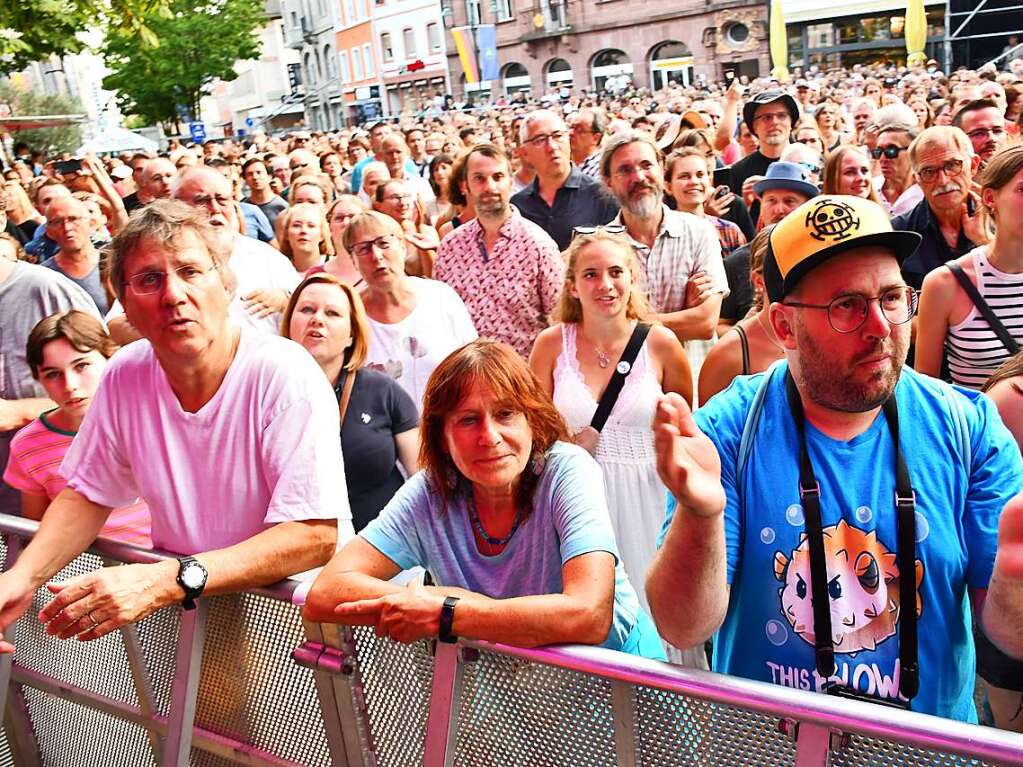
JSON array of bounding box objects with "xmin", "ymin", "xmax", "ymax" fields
[{"xmin": 2, "ymin": 311, "xmax": 151, "ymax": 547}]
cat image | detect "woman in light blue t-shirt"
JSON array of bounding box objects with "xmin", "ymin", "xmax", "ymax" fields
[{"xmin": 304, "ymin": 339, "xmax": 663, "ymax": 658}]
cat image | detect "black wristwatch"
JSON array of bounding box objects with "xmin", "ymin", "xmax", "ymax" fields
[
  {"xmin": 439, "ymin": 596, "xmax": 459, "ymax": 643},
  {"xmin": 176, "ymin": 557, "xmax": 208, "ymax": 610}
]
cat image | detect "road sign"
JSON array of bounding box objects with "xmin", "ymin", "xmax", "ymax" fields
[
  {"xmin": 188, "ymin": 121, "xmax": 206, "ymax": 142},
  {"xmin": 245, "ymin": 116, "xmax": 256, "ymax": 128}
]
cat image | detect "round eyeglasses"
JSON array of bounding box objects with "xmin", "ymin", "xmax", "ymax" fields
[{"xmin": 782, "ymin": 286, "xmax": 918, "ymax": 334}]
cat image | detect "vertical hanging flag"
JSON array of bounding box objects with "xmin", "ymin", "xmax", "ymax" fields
[
  {"xmin": 477, "ymin": 24, "xmax": 499, "ymax": 82},
  {"xmin": 451, "ymin": 27, "xmax": 480, "ymax": 84},
  {"xmin": 769, "ymin": 0, "xmax": 789, "ymax": 82}
]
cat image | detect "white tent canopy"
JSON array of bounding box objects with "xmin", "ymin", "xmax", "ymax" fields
[{"xmin": 77, "ymin": 128, "xmax": 158, "ymax": 155}]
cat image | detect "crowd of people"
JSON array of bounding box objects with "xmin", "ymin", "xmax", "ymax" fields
[{"xmin": 3, "ymin": 55, "xmax": 1023, "ymax": 734}]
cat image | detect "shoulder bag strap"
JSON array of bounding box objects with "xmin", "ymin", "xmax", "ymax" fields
[
  {"xmin": 946, "ymin": 261, "xmax": 1020, "ymax": 356},
  {"xmin": 338, "ymin": 369, "xmax": 357, "ymax": 426},
  {"xmin": 590, "ymin": 323, "xmax": 652, "ymax": 433}
]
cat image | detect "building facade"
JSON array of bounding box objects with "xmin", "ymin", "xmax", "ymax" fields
[
  {"xmin": 373, "ymin": 0, "xmax": 450, "ymax": 114},
  {"xmin": 442, "ymin": 0, "xmax": 768, "ymax": 100},
  {"xmin": 336, "ymin": 0, "xmax": 385, "ymax": 123},
  {"xmin": 283, "ymin": 0, "xmax": 346, "ymax": 129}
]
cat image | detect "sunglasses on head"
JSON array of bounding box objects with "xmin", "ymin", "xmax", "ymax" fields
[{"xmin": 571, "ymin": 224, "xmax": 626, "ymax": 241}]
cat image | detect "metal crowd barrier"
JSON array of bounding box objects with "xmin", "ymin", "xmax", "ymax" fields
[{"xmin": 2, "ymin": 511, "xmax": 1023, "ymax": 766}]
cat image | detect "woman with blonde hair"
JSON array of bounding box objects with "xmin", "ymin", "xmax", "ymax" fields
[
  {"xmin": 821, "ymin": 145, "xmax": 882, "ymax": 203},
  {"xmin": 2, "ymin": 180, "xmax": 43, "ymax": 242},
  {"xmin": 314, "ymin": 194, "xmax": 366, "ymax": 286},
  {"xmin": 277, "ymin": 202, "xmax": 334, "ymax": 273},
  {"xmin": 281, "ymin": 273, "xmax": 419, "ymax": 530},
  {"xmin": 813, "ymin": 102, "xmax": 845, "ymax": 154},
  {"xmin": 529, "ymin": 229, "xmax": 699, "ymax": 666}
]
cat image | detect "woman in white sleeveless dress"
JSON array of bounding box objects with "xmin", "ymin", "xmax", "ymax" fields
[{"xmin": 530, "ymin": 229, "xmax": 705, "ymax": 667}]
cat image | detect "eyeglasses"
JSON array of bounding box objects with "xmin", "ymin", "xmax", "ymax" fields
[
  {"xmin": 383, "ymin": 193, "xmax": 411, "ymax": 204},
  {"xmin": 965, "ymin": 126, "xmax": 1006, "ymax": 142},
  {"xmin": 871, "ymin": 145, "xmax": 909, "ymax": 159},
  {"xmin": 797, "ymin": 162, "xmax": 822, "ymax": 175},
  {"xmin": 188, "ymin": 194, "xmax": 233, "ymax": 208},
  {"xmin": 916, "ymin": 158, "xmax": 964, "ymax": 183},
  {"xmin": 124, "ymin": 263, "xmax": 219, "ymax": 296},
  {"xmin": 571, "ymin": 224, "xmax": 627, "ymax": 241},
  {"xmin": 783, "ymin": 286, "xmax": 918, "ymax": 334},
  {"xmin": 523, "ymin": 130, "xmax": 568, "ymax": 148},
  {"xmin": 352, "ymin": 234, "xmax": 399, "ymax": 258},
  {"xmin": 290, "ymin": 162, "xmax": 310, "ymax": 170}
]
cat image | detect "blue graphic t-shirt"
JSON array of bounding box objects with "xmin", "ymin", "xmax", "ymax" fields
[{"xmin": 661, "ymin": 363, "xmax": 1023, "ymax": 721}]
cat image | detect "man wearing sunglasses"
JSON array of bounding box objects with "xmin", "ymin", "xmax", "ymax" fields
[
  {"xmin": 649, "ymin": 195, "xmax": 1023, "ymax": 727},
  {"xmin": 874, "ymin": 118, "xmax": 921, "ymax": 217},
  {"xmin": 892, "ymin": 126, "xmax": 987, "ymax": 292}
]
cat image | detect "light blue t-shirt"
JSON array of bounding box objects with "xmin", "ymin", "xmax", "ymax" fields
[
  {"xmin": 350, "ymin": 154, "xmax": 420, "ymax": 195},
  {"xmin": 660, "ymin": 363, "xmax": 1023, "ymax": 721},
  {"xmin": 362, "ymin": 441, "xmax": 663, "ymax": 658}
]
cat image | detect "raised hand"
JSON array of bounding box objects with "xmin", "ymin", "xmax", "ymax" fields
[{"xmin": 653, "ymin": 393, "xmax": 725, "ymax": 518}]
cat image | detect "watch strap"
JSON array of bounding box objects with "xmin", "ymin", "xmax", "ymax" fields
[{"xmin": 439, "ymin": 596, "xmax": 459, "ymax": 643}]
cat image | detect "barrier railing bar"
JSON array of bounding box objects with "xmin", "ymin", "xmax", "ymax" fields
[
  {"xmin": 0, "ymin": 534, "xmax": 23, "ymax": 725},
  {"xmin": 12, "ymin": 665, "xmax": 306, "ymax": 767},
  {"xmin": 2, "ymin": 682, "xmax": 41, "ymax": 767},
  {"xmin": 161, "ymin": 602, "xmax": 205, "ymax": 766},
  {"xmin": 422, "ymin": 640, "xmax": 464, "ymax": 767},
  {"xmin": 610, "ymin": 680, "xmax": 637, "ymax": 767},
  {"xmin": 342, "ymin": 629, "xmax": 380, "ymax": 766},
  {"xmin": 461, "ymin": 640, "xmax": 1023, "ymax": 766},
  {"xmin": 300, "ymin": 621, "xmax": 358, "ymax": 767},
  {"xmin": 793, "ymin": 722, "xmax": 831, "ymax": 767},
  {"xmin": 113, "ymin": 558, "xmax": 163, "ymax": 757}
]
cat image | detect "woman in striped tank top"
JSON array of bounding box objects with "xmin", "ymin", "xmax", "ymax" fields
[{"xmin": 915, "ymin": 145, "xmax": 1023, "ymax": 389}]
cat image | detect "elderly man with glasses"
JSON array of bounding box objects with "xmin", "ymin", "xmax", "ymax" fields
[
  {"xmin": 0, "ymin": 199, "xmax": 351, "ymax": 655},
  {"xmin": 891, "ymin": 126, "xmax": 988, "ymax": 292},
  {"xmin": 510, "ymin": 109, "xmax": 619, "ymax": 250}
]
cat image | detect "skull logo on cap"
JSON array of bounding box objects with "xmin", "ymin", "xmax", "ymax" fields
[{"xmin": 805, "ymin": 199, "xmax": 860, "ymax": 242}]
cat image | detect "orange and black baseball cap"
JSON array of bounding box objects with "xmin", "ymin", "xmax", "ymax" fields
[{"xmin": 764, "ymin": 195, "xmax": 921, "ymax": 303}]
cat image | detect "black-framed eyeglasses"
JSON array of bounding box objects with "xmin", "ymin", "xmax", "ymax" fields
[
  {"xmin": 352, "ymin": 234, "xmax": 399, "ymax": 258},
  {"xmin": 871, "ymin": 145, "xmax": 909, "ymax": 160},
  {"xmin": 124, "ymin": 263, "xmax": 220, "ymax": 296},
  {"xmin": 523, "ymin": 130, "xmax": 568, "ymax": 148},
  {"xmin": 916, "ymin": 159, "xmax": 963, "ymax": 183},
  {"xmin": 782, "ymin": 286, "xmax": 918, "ymax": 334},
  {"xmin": 571, "ymin": 224, "xmax": 627, "ymax": 241}
]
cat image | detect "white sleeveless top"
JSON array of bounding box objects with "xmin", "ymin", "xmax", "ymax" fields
[{"xmin": 552, "ymin": 323, "xmax": 661, "ymax": 464}]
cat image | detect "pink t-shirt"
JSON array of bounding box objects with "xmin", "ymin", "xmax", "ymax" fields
[{"xmin": 3, "ymin": 413, "xmax": 152, "ymax": 547}]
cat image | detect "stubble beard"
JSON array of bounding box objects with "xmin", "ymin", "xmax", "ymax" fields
[{"xmin": 621, "ymin": 187, "xmax": 660, "ymax": 219}]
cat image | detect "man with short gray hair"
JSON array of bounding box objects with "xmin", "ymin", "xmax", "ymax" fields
[
  {"xmin": 892, "ymin": 126, "xmax": 986, "ymax": 291},
  {"xmin": 0, "ymin": 198, "xmax": 350, "ymax": 655}
]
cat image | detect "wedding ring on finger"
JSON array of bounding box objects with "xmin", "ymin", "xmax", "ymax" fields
[{"xmin": 87, "ymin": 613, "xmax": 100, "ymax": 628}]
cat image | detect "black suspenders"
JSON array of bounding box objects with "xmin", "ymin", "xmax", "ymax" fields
[{"xmin": 783, "ymin": 372, "xmax": 919, "ymax": 703}]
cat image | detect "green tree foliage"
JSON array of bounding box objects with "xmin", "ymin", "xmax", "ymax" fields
[
  {"xmin": 0, "ymin": 0, "xmax": 169, "ymax": 76},
  {"xmin": 101, "ymin": 0, "xmax": 264, "ymax": 129},
  {"xmin": 0, "ymin": 79, "xmax": 84, "ymax": 155}
]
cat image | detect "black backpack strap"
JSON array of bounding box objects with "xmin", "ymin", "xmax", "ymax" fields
[
  {"xmin": 946, "ymin": 261, "xmax": 1020, "ymax": 356},
  {"xmin": 590, "ymin": 323, "xmax": 652, "ymax": 432}
]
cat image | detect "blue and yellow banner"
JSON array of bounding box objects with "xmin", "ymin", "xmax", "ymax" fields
[{"xmin": 477, "ymin": 24, "xmax": 499, "ymax": 82}]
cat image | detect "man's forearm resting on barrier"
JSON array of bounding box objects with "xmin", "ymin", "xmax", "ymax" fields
[{"xmin": 0, "ymin": 487, "xmax": 337, "ymax": 652}]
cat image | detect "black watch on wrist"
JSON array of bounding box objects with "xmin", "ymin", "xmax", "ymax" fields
[
  {"xmin": 176, "ymin": 556, "xmax": 208, "ymax": 611},
  {"xmin": 439, "ymin": 596, "xmax": 459, "ymax": 643}
]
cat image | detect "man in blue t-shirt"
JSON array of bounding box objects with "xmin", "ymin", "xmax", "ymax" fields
[{"xmin": 647, "ymin": 194, "xmax": 1023, "ymax": 727}]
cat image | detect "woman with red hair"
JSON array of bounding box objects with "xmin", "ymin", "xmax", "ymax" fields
[{"xmin": 304, "ymin": 339, "xmax": 663, "ymax": 657}]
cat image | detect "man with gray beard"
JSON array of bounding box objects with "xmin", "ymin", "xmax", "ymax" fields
[{"xmin": 601, "ymin": 133, "xmax": 726, "ymax": 351}]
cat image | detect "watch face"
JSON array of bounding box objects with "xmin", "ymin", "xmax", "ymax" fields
[{"xmin": 181, "ymin": 564, "xmax": 205, "ymax": 590}]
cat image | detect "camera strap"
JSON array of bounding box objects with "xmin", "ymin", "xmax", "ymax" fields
[{"xmin": 783, "ymin": 372, "xmax": 919, "ymax": 701}]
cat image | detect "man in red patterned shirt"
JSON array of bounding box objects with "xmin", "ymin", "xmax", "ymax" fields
[{"xmin": 434, "ymin": 144, "xmax": 564, "ymax": 359}]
